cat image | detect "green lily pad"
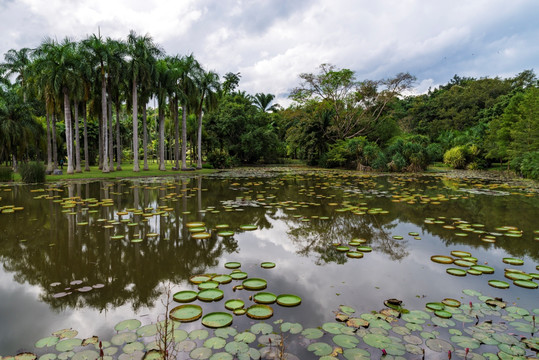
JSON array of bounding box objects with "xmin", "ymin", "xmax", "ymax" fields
[
  {"xmin": 55, "ymin": 339, "xmax": 82, "ymax": 352},
  {"xmin": 260, "ymin": 262, "xmax": 275, "ymax": 269},
  {"xmin": 431, "ymin": 255, "xmax": 454, "ymax": 264},
  {"xmin": 322, "ymin": 322, "xmax": 345, "ymax": 334},
  {"xmin": 434, "ymin": 310, "xmax": 452, "ymax": 319},
  {"xmin": 280, "ymin": 322, "xmax": 303, "ymax": 334},
  {"xmin": 202, "ymin": 312, "xmax": 233, "ymax": 328},
  {"xmin": 198, "ymin": 281, "xmax": 220, "ymax": 290},
  {"xmin": 242, "ymin": 278, "xmax": 267, "ymax": 290},
  {"xmin": 402, "ymin": 310, "xmax": 430, "ymax": 324},
  {"xmin": 114, "ymin": 319, "xmax": 141, "ymax": 332},
  {"xmin": 253, "ymin": 292, "xmax": 277, "ymax": 304},
  {"xmin": 122, "ymin": 342, "xmax": 144, "ymax": 354},
  {"xmin": 209, "ymin": 352, "xmax": 233, "ymax": 360},
  {"xmin": 451, "ymin": 250, "xmax": 471, "ymax": 258},
  {"xmin": 333, "ymin": 334, "xmax": 359, "ymax": 348},
  {"xmin": 214, "ymin": 327, "xmax": 238, "ymax": 339},
  {"xmin": 356, "ymin": 246, "xmax": 372, "ymax": 252},
  {"xmin": 224, "ymin": 341, "xmax": 248, "ymax": 355},
  {"xmin": 450, "ymin": 335, "xmax": 481, "ymax": 349},
  {"xmin": 190, "ymin": 274, "xmax": 212, "ymax": 284},
  {"xmin": 234, "ymin": 331, "xmax": 256, "ymax": 344},
  {"xmin": 301, "ymin": 328, "xmax": 324, "ymax": 339},
  {"xmin": 229, "ymin": 271, "xmax": 248, "ymax": 280},
  {"xmin": 136, "ymin": 324, "xmax": 157, "ymax": 337},
  {"xmin": 276, "ymin": 294, "xmax": 302, "ymax": 307},
  {"xmin": 470, "ymin": 265, "xmax": 495, "ymax": 274},
  {"xmin": 169, "ymin": 304, "xmax": 203, "ymax": 322},
  {"xmin": 346, "ymin": 251, "xmax": 364, "ymax": 258},
  {"xmin": 343, "ymin": 348, "xmax": 371, "ymax": 360},
  {"xmin": 189, "ymin": 329, "xmax": 209, "ymax": 340},
  {"xmin": 425, "ymin": 302, "xmax": 445, "ymax": 311},
  {"xmin": 513, "ymin": 279, "xmax": 538, "ymax": 289},
  {"xmin": 35, "ymin": 336, "xmax": 60, "ymax": 348},
  {"xmin": 250, "ymin": 323, "xmax": 273, "ymax": 335},
  {"xmin": 509, "ymin": 321, "xmax": 535, "ymax": 332},
  {"xmin": 190, "ymin": 347, "xmax": 212, "ymax": 359},
  {"xmin": 198, "ymin": 289, "xmax": 224, "ymax": 302},
  {"xmin": 442, "ymin": 298, "xmax": 461, "ymax": 307},
  {"xmin": 502, "ymin": 258, "xmax": 524, "ymax": 266},
  {"xmin": 431, "ymin": 316, "xmax": 455, "ymax": 328},
  {"xmin": 246, "ymin": 304, "xmax": 273, "ymax": 319},
  {"xmin": 307, "ymin": 342, "xmax": 332, "ymax": 356},
  {"xmin": 240, "ymin": 224, "xmax": 257, "ymax": 231},
  {"xmin": 425, "ymin": 338, "xmax": 454, "ymax": 352},
  {"xmin": 225, "ymin": 299, "xmax": 245, "ymax": 310},
  {"xmin": 217, "ymin": 231, "xmax": 235, "ymax": 237},
  {"xmin": 71, "ymin": 350, "xmax": 98, "ymax": 360},
  {"xmin": 224, "ymin": 262, "xmax": 241, "ymax": 269},
  {"xmin": 488, "ymin": 280, "xmax": 510, "ymax": 289},
  {"xmin": 212, "ymin": 275, "xmax": 232, "ymax": 284},
  {"xmin": 203, "ymin": 337, "xmax": 227, "ymax": 349}
]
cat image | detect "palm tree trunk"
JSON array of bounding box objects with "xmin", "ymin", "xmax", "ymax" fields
[
  {"xmin": 181, "ymin": 103, "xmax": 188, "ymax": 170},
  {"xmin": 196, "ymin": 111, "xmax": 203, "ymax": 169},
  {"xmin": 83, "ymin": 102, "xmax": 90, "ymax": 171},
  {"xmin": 108, "ymin": 96, "xmax": 114, "ymax": 171},
  {"xmin": 159, "ymin": 103, "xmax": 165, "ymax": 171},
  {"xmin": 52, "ymin": 113, "xmax": 58, "ymax": 170},
  {"xmin": 143, "ymin": 105, "xmax": 149, "ymax": 171},
  {"xmin": 174, "ymin": 97, "xmax": 179, "ymax": 170},
  {"xmin": 74, "ymin": 102, "xmax": 81, "ymax": 173},
  {"xmin": 64, "ymin": 91, "xmax": 74, "ymax": 174},
  {"xmin": 98, "ymin": 112, "xmax": 103, "ymax": 170},
  {"xmin": 132, "ymin": 78, "xmax": 139, "ymax": 172},
  {"xmin": 46, "ymin": 111, "xmax": 53, "ymax": 172},
  {"xmin": 101, "ymin": 74, "xmax": 110, "ymax": 173},
  {"xmin": 116, "ymin": 102, "xmax": 122, "ymax": 171}
]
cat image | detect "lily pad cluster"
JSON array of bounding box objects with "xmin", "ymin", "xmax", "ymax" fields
[
  {"xmin": 50, "ymin": 279, "xmax": 105, "ymax": 299},
  {"xmin": 332, "ymin": 238, "xmax": 373, "ymax": 259}
]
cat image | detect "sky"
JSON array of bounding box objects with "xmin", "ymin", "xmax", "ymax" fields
[{"xmin": 1, "ymin": 0, "xmax": 539, "ymax": 106}]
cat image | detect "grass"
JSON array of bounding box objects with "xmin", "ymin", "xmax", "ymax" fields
[{"xmin": 11, "ymin": 161, "xmax": 216, "ymax": 182}]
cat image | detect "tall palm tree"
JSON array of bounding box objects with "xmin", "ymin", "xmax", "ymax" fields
[
  {"xmin": 253, "ymin": 93, "xmax": 278, "ymax": 113},
  {"xmin": 83, "ymin": 33, "xmax": 111, "ymax": 173},
  {"xmin": 155, "ymin": 58, "xmax": 171, "ymax": 171},
  {"xmin": 193, "ymin": 67, "xmax": 220, "ymax": 169},
  {"xmin": 127, "ymin": 30, "xmax": 161, "ymax": 172},
  {"xmin": 1, "ymin": 48, "xmax": 33, "ymax": 103},
  {"xmin": 177, "ymin": 54, "xmax": 198, "ymax": 170}
]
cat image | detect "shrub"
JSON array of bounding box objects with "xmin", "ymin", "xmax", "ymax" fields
[
  {"xmin": 18, "ymin": 162, "xmax": 46, "ymax": 183},
  {"xmin": 443, "ymin": 146, "xmax": 468, "ymax": 169},
  {"xmin": 207, "ymin": 149, "xmax": 233, "ymax": 169},
  {"xmin": 519, "ymin": 150, "xmax": 539, "ymax": 180},
  {"xmin": 426, "ymin": 143, "xmax": 444, "ymax": 162},
  {"xmin": 0, "ymin": 167, "xmax": 13, "ymax": 182}
]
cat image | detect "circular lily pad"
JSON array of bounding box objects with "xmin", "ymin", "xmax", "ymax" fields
[
  {"xmin": 336, "ymin": 245, "xmax": 350, "ymax": 252},
  {"xmin": 35, "ymin": 336, "xmax": 60, "ymax": 348},
  {"xmin": 451, "ymin": 251, "xmax": 471, "ymax": 258},
  {"xmin": 426, "ymin": 338, "xmax": 454, "ymax": 352},
  {"xmin": 190, "ymin": 274, "xmax": 212, "ymax": 284},
  {"xmin": 242, "ymin": 278, "xmax": 267, "ymax": 290},
  {"xmin": 446, "ymin": 268, "xmax": 467, "ymax": 276},
  {"xmin": 470, "ymin": 265, "xmax": 495, "ymax": 274},
  {"xmin": 246, "ymin": 304, "xmax": 273, "ymax": 319},
  {"xmin": 114, "ymin": 319, "xmax": 141, "ymax": 331},
  {"xmin": 332, "ymin": 334, "xmax": 359, "ymax": 348},
  {"xmin": 198, "ymin": 281, "xmax": 220, "ymax": 290},
  {"xmin": 240, "ymin": 224, "xmax": 257, "ymax": 231},
  {"xmin": 431, "ymin": 255, "xmax": 454, "ymax": 264},
  {"xmin": 505, "ymin": 272, "xmax": 532, "ymax": 281},
  {"xmin": 261, "ymin": 262, "xmax": 275, "ymax": 269},
  {"xmin": 434, "ymin": 310, "xmax": 452, "ymax": 319},
  {"xmin": 488, "ymin": 280, "xmax": 510, "ymax": 289},
  {"xmin": 502, "ymin": 258, "xmax": 524, "ymax": 266},
  {"xmin": 454, "ymin": 259, "xmax": 476, "ymax": 267},
  {"xmin": 169, "ymin": 304, "xmax": 203, "ymax": 322},
  {"xmin": 173, "ymin": 290, "xmax": 198, "ymax": 303},
  {"xmin": 276, "ymin": 294, "xmax": 302, "ymax": 307},
  {"xmin": 513, "ymin": 279, "xmax": 538, "ymax": 289},
  {"xmin": 425, "ymin": 302, "xmax": 445, "ymax": 311},
  {"xmin": 307, "ymin": 342, "xmax": 332, "ymax": 356},
  {"xmin": 229, "ymin": 271, "xmax": 248, "ymax": 280},
  {"xmin": 212, "ymin": 275, "xmax": 232, "ymax": 284},
  {"xmin": 224, "ymin": 262, "xmax": 241, "ymax": 269},
  {"xmin": 56, "ymin": 339, "xmax": 82, "ymax": 352},
  {"xmin": 186, "ymin": 222, "xmax": 205, "ymax": 228},
  {"xmin": 192, "ymin": 232, "xmax": 211, "ymax": 239},
  {"xmin": 224, "ymin": 299, "xmax": 245, "ymax": 310},
  {"xmin": 198, "ymin": 289, "xmax": 224, "ymax": 302},
  {"xmin": 442, "ymin": 298, "xmax": 461, "ymax": 307},
  {"xmin": 356, "ymin": 246, "xmax": 372, "ymax": 252},
  {"xmin": 202, "ymin": 312, "xmax": 233, "ymax": 328},
  {"xmin": 253, "ymin": 292, "xmax": 277, "ymax": 304},
  {"xmin": 217, "ymin": 231, "xmax": 235, "ymax": 237},
  {"xmin": 347, "ymin": 251, "xmax": 364, "ymax": 258}
]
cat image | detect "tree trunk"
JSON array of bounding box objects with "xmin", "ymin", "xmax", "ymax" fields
[
  {"xmin": 181, "ymin": 103, "xmax": 188, "ymax": 170},
  {"xmin": 174, "ymin": 97, "xmax": 179, "ymax": 170},
  {"xmin": 83, "ymin": 102, "xmax": 90, "ymax": 171},
  {"xmin": 116, "ymin": 102, "xmax": 122, "ymax": 171},
  {"xmin": 108, "ymin": 96, "xmax": 114, "ymax": 171},
  {"xmin": 101, "ymin": 73, "xmax": 110, "ymax": 173},
  {"xmin": 143, "ymin": 105, "xmax": 149, "ymax": 171},
  {"xmin": 159, "ymin": 103, "xmax": 165, "ymax": 171},
  {"xmin": 74, "ymin": 102, "xmax": 82, "ymax": 173},
  {"xmin": 46, "ymin": 111, "xmax": 53, "ymax": 172},
  {"xmin": 132, "ymin": 78, "xmax": 139, "ymax": 172},
  {"xmin": 98, "ymin": 111, "xmax": 103, "ymax": 170},
  {"xmin": 196, "ymin": 111, "xmax": 203, "ymax": 169},
  {"xmin": 52, "ymin": 113, "xmax": 58, "ymax": 170},
  {"xmin": 64, "ymin": 91, "xmax": 74, "ymax": 174}
]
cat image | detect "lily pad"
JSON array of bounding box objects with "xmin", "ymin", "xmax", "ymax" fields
[
  {"xmin": 502, "ymin": 258, "xmax": 524, "ymax": 266},
  {"xmin": 240, "ymin": 224, "xmax": 257, "ymax": 231},
  {"xmin": 332, "ymin": 334, "xmax": 359, "ymax": 348},
  {"xmin": 250, "ymin": 323, "xmax": 273, "ymax": 335},
  {"xmin": 242, "ymin": 278, "xmax": 267, "ymax": 290},
  {"xmin": 229, "ymin": 271, "xmax": 248, "ymax": 280},
  {"xmin": 169, "ymin": 304, "xmax": 203, "ymax": 322},
  {"xmin": 225, "ymin": 299, "xmax": 245, "ymax": 310},
  {"xmin": 260, "ymin": 262, "xmax": 275, "ymax": 269},
  {"xmin": 431, "ymin": 255, "xmax": 454, "ymax": 264},
  {"xmin": 425, "ymin": 302, "xmax": 445, "ymax": 311},
  {"xmin": 470, "ymin": 265, "xmax": 495, "ymax": 274},
  {"xmin": 224, "ymin": 262, "xmax": 241, "ymax": 269},
  {"xmin": 212, "ymin": 275, "xmax": 232, "ymax": 284},
  {"xmin": 253, "ymin": 292, "xmax": 277, "ymax": 304},
  {"xmin": 198, "ymin": 281, "xmax": 220, "ymax": 290},
  {"xmin": 190, "ymin": 274, "xmax": 212, "ymax": 284},
  {"xmin": 451, "ymin": 250, "xmax": 471, "ymax": 258},
  {"xmin": 488, "ymin": 280, "xmax": 510, "ymax": 289},
  {"xmin": 56, "ymin": 339, "xmax": 82, "ymax": 352},
  {"xmin": 198, "ymin": 289, "xmax": 224, "ymax": 302},
  {"xmin": 442, "ymin": 298, "xmax": 461, "ymax": 307},
  {"xmin": 307, "ymin": 342, "xmax": 332, "ymax": 356},
  {"xmin": 513, "ymin": 279, "xmax": 538, "ymax": 289},
  {"xmin": 201, "ymin": 312, "xmax": 233, "ymax": 328},
  {"xmin": 446, "ymin": 268, "xmax": 467, "ymax": 276},
  {"xmin": 35, "ymin": 336, "xmax": 60, "ymax": 348},
  {"xmin": 276, "ymin": 294, "xmax": 302, "ymax": 307},
  {"xmin": 301, "ymin": 328, "xmax": 324, "ymax": 339},
  {"xmin": 246, "ymin": 304, "xmax": 273, "ymax": 319},
  {"xmin": 425, "ymin": 338, "xmax": 454, "ymax": 352},
  {"xmin": 173, "ymin": 290, "xmax": 198, "ymax": 303}
]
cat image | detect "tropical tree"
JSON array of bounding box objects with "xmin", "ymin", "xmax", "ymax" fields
[
  {"xmin": 177, "ymin": 54, "xmax": 198, "ymax": 170},
  {"xmin": 193, "ymin": 67, "xmax": 220, "ymax": 169},
  {"xmin": 253, "ymin": 93, "xmax": 278, "ymax": 113},
  {"xmin": 126, "ymin": 30, "xmax": 161, "ymax": 172},
  {"xmin": 1, "ymin": 48, "xmax": 33, "ymax": 103}
]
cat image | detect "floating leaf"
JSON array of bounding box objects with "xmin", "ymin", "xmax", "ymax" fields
[
  {"xmin": 276, "ymin": 294, "xmax": 302, "ymax": 307},
  {"xmin": 488, "ymin": 280, "xmax": 510, "ymax": 289},
  {"xmin": 253, "ymin": 292, "xmax": 277, "ymax": 304},
  {"xmin": 307, "ymin": 342, "xmax": 332, "ymax": 356},
  {"xmin": 240, "ymin": 224, "xmax": 257, "ymax": 231},
  {"xmin": 229, "ymin": 271, "xmax": 248, "ymax": 280},
  {"xmin": 301, "ymin": 328, "xmax": 324, "ymax": 339},
  {"xmin": 169, "ymin": 304, "xmax": 203, "ymax": 322},
  {"xmin": 261, "ymin": 262, "xmax": 275, "ymax": 269},
  {"xmin": 446, "ymin": 268, "xmax": 467, "ymax": 276},
  {"xmin": 442, "ymin": 298, "xmax": 461, "ymax": 307},
  {"xmin": 189, "ymin": 329, "xmax": 209, "ymax": 340},
  {"xmin": 224, "ymin": 341, "xmax": 248, "ymax": 355},
  {"xmin": 225, "ymin": 299, "xmax": 245, "ymax": 310},
  {"xmin": 332, "ymin": 334, "xmax": 359, "ymax": 348},
  {"xmin": 234, "ymin": 331, "xmax": 256, "ymax": 344},
  {"xmin": 224, "ymin": 262, "xmax": 241, "ymax": 269},
  {"xmin": 198, "ymin": 289, "xmax": 224, "ymax": 302},
  {"xmin": 203, "ymin": 337, "xmax": 227, "ymax": 350},
  {"xmin": 502, "ymin": 258, "xmax": 524, "ymax": 266},
  {"xmin": 242, "ymin": 278, "xmax": 267, "ymax": 290},
  {"xmin": 55, "ymin": 339, "xmax": 82, "ymax": 352},
  {"xmin": 343, "ymin": 348, "xmax": 371, "ymax": 360},
  {"xmin": 246, "ymin": 304, "xmax": 273, "ymax": 319},
  {"xmin": 425, "ymin": 338, "xmax": 454, "ymax": 352},
  {"xmin": 202, "ymin": 312, "xmax": 233, "ymax": 328},
  {"xmin": 513, "ymin": 279, "xmax": 538, "ymax": 289},
  {"xmin": 280, "ymin": 322, "xmax": 303, "ymax": 334},
  {"xmin": 189, "ymin": 347, "xmax": 212, "ymax": 359},
  {"xmin": 212, "ymin": 275, "xmax": 232, "ymax": 284},
  {"xmin": 431, "ymin": 255, "xmax": 454, "ymax": 264},
  {"xmin": 35, "ymin": 336, "xmax": 59, "ymax": 348},
  {"xmin": 173, "ymin": 290, "xmax": 198, "ymax": 303}
]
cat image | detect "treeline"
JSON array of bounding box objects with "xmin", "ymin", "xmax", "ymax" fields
[
  {"xmin": 1, "ymin": 33, "xmax": 538, "ymax": 180},
  {"xmin": 281, "ymin": 65, "xmax": 539, "ymax": 179}
]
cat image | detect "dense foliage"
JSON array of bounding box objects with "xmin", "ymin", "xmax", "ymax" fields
[{"xmin": 1, "ymin": 32, "xmax": 538, "ymax": 179}]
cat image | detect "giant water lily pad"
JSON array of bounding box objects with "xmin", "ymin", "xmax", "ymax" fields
[
  {"xmin": 224, "ymin": 262, "xmax": 241, "ymax": 269},
  {"xmin": 276, "ymin": 294, "xmax": 302, "ymax": 307},
  {"xmin": 471, "ymin": 265, "xmax": 495, "ymax": 274},
  {"xmin": 169, "ymin": 304, "xmax": 203, "ymax": 322},
  {"xmin": 198, "ymin": 281, "xmax": 220, "ymax": 290},
  {"xmin": 246, "ymin": 304, "xmax": 273, "ymax": 319},
  {"xmin": 242, "ymin": 278, "xmax": 267, "ymax": 290},
  {"xmin": 425, "ymin": 338, "xmax": 454, "ymax": 352},
  {"xmin": 212, "ymin": 275, "xmax": 232, "ymax": 284},
  {"xmin": 225, "ymin": 299, "xmax": 245, "ymax": 310},
  {"xmin": 203, "ymin": 337, "xmax": 227, "ymax": 349},
  {"xmin": 114, "ymin": 319, "xmax": 141, "ymax": 331},
  {"xmin": 513, "ymin": 279, "xmax": 538, "ymax": 289},
  {"xmin": 446, "ymin": 268, "xmax": 467, "ymax": 276},
  {"xmin": 229, "ymin": 271, "xmax": 248, "ymax": 280},
  {"xmin": 488, "ymin": 280, "xmax": 510, "ymax": 289},
  {"xmin": 190, "ymin": 347, "xmax": 212, "ymax": 359},
  {"xmin": 260, "ymin": 262, "xmax": 275, "ymax": 269},
  {"xmin": 502, "ymin": 258, "xmax": 524, "ymax": 266},
  {"xmin": 173, "ymin": 290, "xmax": 198, "ymax": 303},
  {"xmin": 240, "ymin": 225, "xmax": 257, "ymax": 231},
  {"xmin": 250, "ymin": 323, "xmax": 273, "ymax": 335},
  {"xmin": 253, "ymin": 292, "xmax": 277, "ymax": 304},
  {"xmin": 302, "ymin": 328, "xmax": 324, "ymax": 339},
  {"xmin": 190, "ymin": 275, "xmax": 212, "ymax": 284},
  {"xmin": 431, "ymin": 255, "xmax": 454, "ymax": 264},
  {"xmin": 55, "ymin": 338, "xmax": 82, "ymax": 352},
  {"xmin": 202, "ymin": 312, "xmax": 233, "ymax": 328},
  {"xmin": 343, "ymin": 348, "xmax": 371, "ymax": 360},
  {"xmin": 198, "ymin": 289, "xmax": 224, "ymax": 301}
]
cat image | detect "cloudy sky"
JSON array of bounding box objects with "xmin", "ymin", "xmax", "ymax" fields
[{"xmin": 1, "ymin": 0, "xmax": 538, "ymax": 105}]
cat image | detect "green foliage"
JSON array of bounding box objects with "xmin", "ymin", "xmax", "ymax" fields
[
  {"xmin": 443, "ymin": 146, "xmax": 468, "ymax": 169},
  {"xmin": 426, "ymin": 143, "xmax": 443, "ymax": 162},
  {"xmin": 0, "ymin": 166, "xmax": 13, "ymax": 181},
  {"xmin": 518, "ymin": 151, "xmax": 539, "ymax": 179},
  {"xmin": 207, "ymin": 149, "xmax": 234, "ymax": 169},
  {"xmin": 19, "ymin": 161, "xmax": 46, "ymax": 183}
]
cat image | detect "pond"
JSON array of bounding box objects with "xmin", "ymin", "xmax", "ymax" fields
[{"xmin": 0, "ymin": 168, "xmax": 538, "ymax": 359}]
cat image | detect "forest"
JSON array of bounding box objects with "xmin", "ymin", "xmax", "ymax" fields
[{"xmin": 1, "ymin": 31, "xmax": 538, "ymax": 180}]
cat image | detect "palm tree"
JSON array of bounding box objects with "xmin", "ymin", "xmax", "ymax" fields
[
  {"xmin": 1, "ymin": 48, "xmax": 33, "ymax": 103},
  {"xmin": 193, "ymin": 67, "xmax": 220, "ymax": 169},
  {"xmin": 177, "ymin": 54, "xmax": 198, "ymax": 170},
  {"xmin": 253, "ymin": 93, "xmax": 278, "ymax": 113},
  {"xmin": 127, "ymin": 30, "xmax": 161, "ymax": 172},
  {"xmin": 83, "ymin": 33, "xmax": 111, "ymax": 173},
  {"xmin": 155, "ymin": 58, "xmax": 171, "ymax": 171}
]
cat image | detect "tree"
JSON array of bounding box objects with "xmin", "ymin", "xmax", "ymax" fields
[
  {"xmin": 253, "ymin": 93, "xmax": 278, "ymax": 113},
  {"xmin": 1, "ymin": 48, "xmax": 33, "ymax": 103},
  {"xmin": 177, "ymin": 54, "xmax": 198, "ymax": 170},
  {"xmin": 127, "ymin": 30, "xmax": 161, "ymax": 172},
  {"xmin": 222, "ymin": 72, "xmax": 240, "ymax": 95},
  {"xmin": 193, "ymin": 67, "xmax": 220, "ymax": 169}
]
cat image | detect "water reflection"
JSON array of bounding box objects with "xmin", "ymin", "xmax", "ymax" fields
[{"xmin": 0, "ymin": 171, "xmax": 538, "ymax": 354}]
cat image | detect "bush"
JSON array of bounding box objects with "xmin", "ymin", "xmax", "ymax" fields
[
  {"xmin": 18, "ymin": 162, "xmax": 46, "ymax": 183},
  {"xmin": 443, "ymin": 146, "xmax": 468, "ymax": 169},
  {"xmin": 519, "ymin": 150, "xmax": 539, "ymax": 179},
  {"xmin": 0, "ymin": 167, "xmax": 13, "ymax": 182},
  {"xmin": 207, "ymin": 149, "xmax": 234, "ymax": 169},
  {"xmin": 426, "ymin": 143, "xmax": 444, "ymax": 162}
]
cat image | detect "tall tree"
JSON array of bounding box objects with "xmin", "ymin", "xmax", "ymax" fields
[
  {"xmin": 177, "ymin": 54, "xmax": 198, "ymax": 170},
  {"xmin": 127, "ymin": 30, "xmax": 161, "ymax": 172},
  {"xmin": 193, "ymin": 67, "xmax": 220, "ymax": 169},
  {"xmin": 1, "ymin": 48, "xmax": 33, "ymax": 103},
  {"xmin": 155, "ymin": 58, "xmax": 171, "ymax": 171},
  {"xmin": 253, "ymin": 93, "xmax": 277, "ymax": 113}
]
